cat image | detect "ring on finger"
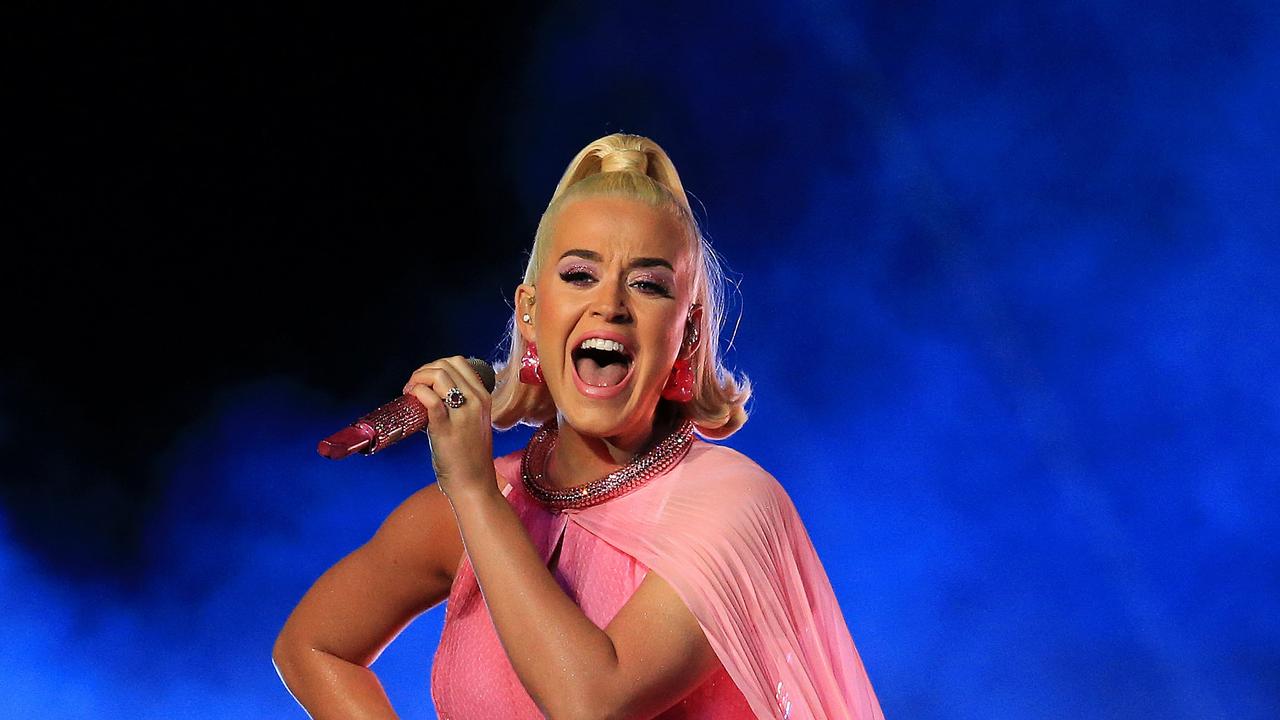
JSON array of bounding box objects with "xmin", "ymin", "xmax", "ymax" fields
[{"xmin": 443, "ymin": 386, "xmax": 466, "ymax": 409}]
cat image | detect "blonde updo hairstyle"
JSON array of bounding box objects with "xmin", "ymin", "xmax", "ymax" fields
[{"xmin": 490, "ymin": 133, "xmax": 750, "ymax": 439}]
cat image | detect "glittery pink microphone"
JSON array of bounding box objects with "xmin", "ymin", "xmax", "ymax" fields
[{"xmin": 317, "ymin": 358, "xmax": 496, "ymax": 460}]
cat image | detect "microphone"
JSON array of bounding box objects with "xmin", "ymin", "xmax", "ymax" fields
[{"xmin": 317, "ymin": 358, "xmax": 497, "ymax": 460}]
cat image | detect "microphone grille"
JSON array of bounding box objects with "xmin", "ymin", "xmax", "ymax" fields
[{"xmin": 467, "ymin": 357, "xmax": 498, "ymax": 393}]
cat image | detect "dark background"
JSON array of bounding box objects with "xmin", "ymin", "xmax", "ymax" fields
[
  {"xmin": 9, "ymin": 3, "xmax": 542, "ymax": 577},
  {"xmin": 5, "ymin": 2, "xmax": 1278, "ymax": 718}
]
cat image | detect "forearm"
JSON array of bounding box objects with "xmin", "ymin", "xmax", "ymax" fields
[
  {"xmin": 448, "ymin": 482, "xmax": 619, "ymax": 717},
  {"xmin": 274, "ymin": 646, "xmax": 400, "ymax": 720}
]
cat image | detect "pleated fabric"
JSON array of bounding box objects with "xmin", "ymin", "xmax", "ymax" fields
[
  {"xmin": 432, "ymin": 437, "xmax": 884, "ymax": 720},
  {"xmin": 557, "ymin": 440, "xmax": 885, "ymax": 720},
  {"xmin": 431, "ymin": 453, "xmax": 757, "ymax": 719}
]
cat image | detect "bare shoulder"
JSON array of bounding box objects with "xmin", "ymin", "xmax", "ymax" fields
[
  {"xmin": 274, "ymin": 458, "xmax": 518, "ymax": 673},
  {"xmin": 274, "ymin": 481, "xmax": 463, "ymax": 668},
  {"xmin": 367, "ymin": 461, "xmax": 513, "ymax": 584},
  {"xmin": 360, "ymin": 483, "xmax": 461, "ymax": 587}
]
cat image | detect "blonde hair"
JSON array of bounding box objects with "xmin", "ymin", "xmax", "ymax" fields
[{"xmin": 490, "ymin": 133, "xmax": 751, "ymax": 439}]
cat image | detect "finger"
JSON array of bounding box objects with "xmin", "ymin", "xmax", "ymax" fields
[
  {"xmin": 403, "ymin": 361, "xmax": 436, "ymax": 386},
  {"xmin": 409, "ymin": 357, "xmax": 486, "ymax": 387},
  {"xmin": 406, "ymin": 383, "xmax": 450, "ymax": 426},
  {"xmin": 403, "ymin": 365, "xmax": 439, "ymax": 393},
  {"xmin": 434, "ymin": 358, "xmax": 486, "ymax": 417},
  {"xmin": 417, "ymin": 363, "xmax": 466, "ymax": 406},
  {"xmin": 440, "ymin": 356, "xmax": 488, "ymax": 402},
  {"xmin": 403, "ymin": 364, "xmax": 461, "ymax": 399},
  {"xmin": 434, "ymin": 361, "xmax": 477, "ymax": 414}
]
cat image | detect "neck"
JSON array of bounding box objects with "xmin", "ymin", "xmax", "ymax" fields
[{"xmin": 546, "ymin": 405, "xmax": 679, "ymax": 489}]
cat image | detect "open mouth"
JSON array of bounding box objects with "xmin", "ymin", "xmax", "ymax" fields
[{"xmin": 571, "ymin": 338, "xmax": 634, "ymax": 389}]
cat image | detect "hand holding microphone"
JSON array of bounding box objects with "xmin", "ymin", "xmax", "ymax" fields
[{"xmin": 318, "ymin": 356, "xmax": 497, "ymax": 460}]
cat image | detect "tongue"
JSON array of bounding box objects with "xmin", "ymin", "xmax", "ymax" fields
[{"xmin": 575, "ymin": 356, "xmax": 628, "ymax": 387}]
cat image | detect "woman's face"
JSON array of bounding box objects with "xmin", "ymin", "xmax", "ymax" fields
[{"xmin": 517, "ymin": 195, "xmax": 696, "ymax": 449}]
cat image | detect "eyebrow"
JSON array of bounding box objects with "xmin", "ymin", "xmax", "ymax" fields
[{"xmin": 559, "ymin": 248, "xmax": 674, "ymax": 272}]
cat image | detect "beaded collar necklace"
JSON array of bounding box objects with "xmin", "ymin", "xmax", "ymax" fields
[{"xmin": 520, "ymin": 418, "xmax": 697, "ymax": 510}]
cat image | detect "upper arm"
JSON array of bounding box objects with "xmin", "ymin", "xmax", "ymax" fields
[
  {"xmin": 274, "ymin": 481, "xmax": 468, "ymax": 667},
  {"xmin": 587, "ymin": 465, "xmax": 777, "ymax": 718},
  {"xmin": 592, "ymin": 571, "xmax": 723, "ymax": 719}
]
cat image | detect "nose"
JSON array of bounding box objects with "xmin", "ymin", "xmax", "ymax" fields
[{"xmin": 590, "ymin": 277, "xmax": 632, "ymax": 324}]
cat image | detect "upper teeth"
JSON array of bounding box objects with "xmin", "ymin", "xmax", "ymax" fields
[{"xmin": 580, "ymin": 338, "xmax": 627, "ymax": 354}]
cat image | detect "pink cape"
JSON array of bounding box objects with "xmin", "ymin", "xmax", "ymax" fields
[{"xmin": 496, "ymin": 438, "xmax": 885, "ymax": 720}]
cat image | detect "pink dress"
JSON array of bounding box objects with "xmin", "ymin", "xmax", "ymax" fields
[
  {"xmin": 431, "ymin": 439, "xmax": 885, "ymax": 720},
  {"xmin": 430, "ymin": 452, "xmax": 757, "ymax": 718}
]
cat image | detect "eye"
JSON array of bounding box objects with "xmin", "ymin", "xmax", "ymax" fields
[
  {"xmin": 629, "ymin": 269, "xmax": 674, "ymax": 296},
  {"xmin": 630, "ymin": 277, "xmax": 673, "ymax": 297},
  {"xmin": 559, "ymin": 267, "xmax": 596, "ymax": 285}
]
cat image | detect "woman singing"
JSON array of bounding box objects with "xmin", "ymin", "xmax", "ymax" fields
[{"xmin": 273, "ymin": 134, "xmax": 885, "ymax": 719}]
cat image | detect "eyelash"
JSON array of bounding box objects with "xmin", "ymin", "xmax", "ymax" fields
[{"xmin": 558, "ymin": 268, "xmax": 672, "ymax": 297}]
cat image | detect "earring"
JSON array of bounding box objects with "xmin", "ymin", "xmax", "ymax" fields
[
  {"xmin": 522, "ymin": 313, "xmax": 531, "ymax": 324},
  {"xmin": 519, "ymin": 342, "xmax": 545, "ymax": 385},
  {"xmin": 661, "ymin": 358, "xmax": 695, "ymax": 402}
]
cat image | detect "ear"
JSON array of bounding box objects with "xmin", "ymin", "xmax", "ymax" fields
[
  {"xmin": 681, "ymin": 303, "xmax": 704, "ymax": 359},
  {"xmin": 514, "ymin": 283, "xmax": 537, "ymax": 344}
]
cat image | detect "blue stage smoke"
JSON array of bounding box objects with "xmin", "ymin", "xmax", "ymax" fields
[{"xmin": 4, "ymin": 1, "xmax": 1277, "ymax": 718}]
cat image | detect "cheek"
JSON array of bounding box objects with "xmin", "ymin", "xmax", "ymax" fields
[
  {"xmin": 531, "ymin": 289, "xmax": 572, "ymax": 336},
  {"xmin": 644, "ymin": 319, "xmax": 686, "ymax": 367}
]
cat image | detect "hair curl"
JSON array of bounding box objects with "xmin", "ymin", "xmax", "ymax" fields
[{"xmin": 490, "ymin": 133, "xmax": 750, "ymax": 439}]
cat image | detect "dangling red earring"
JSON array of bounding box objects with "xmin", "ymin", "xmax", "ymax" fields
[
  {"xmin": 661, "ymin": 358, "xmax": 694, "ymax": 402},
  {"xmin": 519, "ymin": 342, "xmax": 545, "ymax": 385}
]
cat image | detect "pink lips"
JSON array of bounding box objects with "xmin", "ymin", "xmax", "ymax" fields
[{"xmin": 568, "ymin": 330, "xmax": 636, "ymax": 399}]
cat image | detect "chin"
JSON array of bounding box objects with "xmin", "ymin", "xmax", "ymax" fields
[
  {"xmin": 559, "ymin": 403, "xmax": 634, "ymax": 438},
  {"xmin": 557, "ymin": 388, "xmax": 665, "ymax": 444}
]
